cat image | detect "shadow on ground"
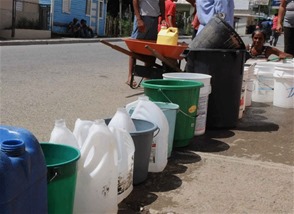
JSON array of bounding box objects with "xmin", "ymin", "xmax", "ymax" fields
[
  {"xmin": 233, "ymin": 102, "xmax": 279, "ymax": 132},
  {"xmin": 118, "ymin": 102, "xmax": 281, "ymax": 213}
]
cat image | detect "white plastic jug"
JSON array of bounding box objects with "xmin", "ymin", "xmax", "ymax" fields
[
  {"xmin": 49, "ymin": 119, "xmax": 79, "ymax": 149},
  {"xmin": 125, "ymin": 95, "xmax": 149, "ymax": 114},
  {"xmin": 73, "ymin": 119, "xmax": 118, "ymax": 214},
  {"xmin": 108, "ymin": 107, "xmax": 136, "ymax": 132},
  {"xmin": 108, "ymin": 126, "xmax": 135, "ymax": 203},
  {"xmin": 73, "ymin": 118, "xmax": 94, "ymax": 149},
  {"xmin": 130, "ymin": 96, "xmax": 169, "ymax": 173}
]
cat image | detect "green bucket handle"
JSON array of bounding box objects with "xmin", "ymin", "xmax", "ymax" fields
[
  {"xmin": 47, "ymin": 166, "xmax": 60, "ymax": 183},
  {"xmin": 157, "ymin": 88, "xmax": 198, "ymax": 119}
]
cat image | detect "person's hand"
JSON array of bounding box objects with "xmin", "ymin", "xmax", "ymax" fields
[
  {"xmin": 279, "ymin": 52, "xmax": 293, "ymax": 59},
  {"xmin": 137, "ymin": 18, "xmax": 146, "ymax": 33},
  {"xmin": 276, "ymin": 23, "xmax": 283, "ymax": 33},
  {"xmin": 161, "ymin": 19, "xmax": 167, "ymax": 27}
]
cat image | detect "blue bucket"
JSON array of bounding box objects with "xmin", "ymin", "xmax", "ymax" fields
[{"xmin": 154, "ymin": 102, "xmax": 179, "ymax": 157}]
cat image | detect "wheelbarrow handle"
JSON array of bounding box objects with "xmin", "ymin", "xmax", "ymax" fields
[
  {"xmin": 100, "ymin": 40, "xmax": 161, "ymax": 68},
  {"xmin": 145, "ymin": 45, "xmax": 182, "ymax": 72}
]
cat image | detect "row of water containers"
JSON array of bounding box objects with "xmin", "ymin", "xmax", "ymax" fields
[
  {"xmin": 240, "ymin": 59, "xmax": 294, "ymax": 116},
  {"xmin": 1, "ymin": 95, "xmax": 188, "ymax": 214}
]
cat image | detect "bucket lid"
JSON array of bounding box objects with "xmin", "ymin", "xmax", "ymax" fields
[{"xmin": 141, "ymin": 79, "xmax": 204, "ymax": 90}]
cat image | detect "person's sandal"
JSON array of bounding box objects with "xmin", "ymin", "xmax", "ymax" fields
[{"xmin": 126, "ymin": 80, "xmax": 137, "ymax": 88}]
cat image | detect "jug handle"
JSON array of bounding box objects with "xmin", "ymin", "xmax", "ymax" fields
[
  {"xmin": 79, "ymin": 145, "xmax": 102, "ymax": 173},
  {"xmin": 89, "ymin": 153, "xmax": 109, "ymax": 177}
]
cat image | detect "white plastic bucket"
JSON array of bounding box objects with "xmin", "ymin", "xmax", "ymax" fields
[
  {"xmin": 239, "ymin": 66, "xmax": 249, "ymax": 118},
  {"xmin": 243, "ymin": 63, "xmax": 256, "ymax": 107},
  {"xmin": 162, "ymin": 72, "xmax": 212, "ymax": 136},
  {"xmin": 245, "ymin": 80, "xmax": 254, "ymax": 107},
  {"xmin": 252, "ymin": 62, "xmax": 275, "ymax": 103},
  {"xmin": 273, "ymin": 63, "xmax": 294, "ymax": 108}
]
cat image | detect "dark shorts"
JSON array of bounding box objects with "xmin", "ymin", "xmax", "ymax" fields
[
  {"xmin": 284, "ymin": 27, "xmax": 294, "ymax": 55},
  {"xmin": 131, "ymin": 16, "xmax": 158, "ymax": 41}
]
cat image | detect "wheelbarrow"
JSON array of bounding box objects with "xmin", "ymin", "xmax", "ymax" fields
[{"xmin": 100, "ymin": 38, "xmax": 188, "ymax": 89}]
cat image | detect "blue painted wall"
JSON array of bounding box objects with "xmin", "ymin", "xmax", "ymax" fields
[
  {"xmin": 52, "ymin": 0, "xmax": 107, "ymax": 36},
  {"xmin": 53, "ymin": 0, "xmax": 90, "ymax": 34}
]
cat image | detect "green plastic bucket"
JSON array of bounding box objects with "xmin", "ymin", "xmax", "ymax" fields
[
  {"xmin": 141, "ymin": 79, "xmax": 203, "ymax": 147},
  {"xmin": 40, "ymin": 143, "xmax": 80, "ymax": 214}
]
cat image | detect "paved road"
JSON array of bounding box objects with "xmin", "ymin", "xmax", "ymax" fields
[{"xmin": 1, "ymin": 37, "xmax": 293, "ymax": 213}]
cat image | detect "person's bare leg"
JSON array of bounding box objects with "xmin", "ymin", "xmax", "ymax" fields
[{"xmin": 127, "ymin": 56, "xmax": 137, "ymax": 87}]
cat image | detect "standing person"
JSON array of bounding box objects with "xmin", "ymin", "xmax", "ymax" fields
[
  {"xmin": 165, "ymin": 0, "xmax": 177, "ymax": 27},
  {"xmin": 260, "ymin": 18, "xmax": 272, "ymax": 42},
  {"xmin": 270, "ymin": 13, "xmax": 280, "ymax": 46},
  {"xmin": 127, "ymin": 0, "xmax": 166, "ymax": 87},
  {"xmin": 196, "ymin": 0, "xmax": 235, "ymax": 34},
  {"xmin": 158, "ymin": 0, "xmax": 177, "ymax": 31},
  {"xmin": 277, "ymin": 0, "xmax": 294, "ymax": 55}
]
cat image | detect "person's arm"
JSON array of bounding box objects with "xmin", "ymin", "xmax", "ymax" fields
[
  {"xmin": 133, "ymin": 0, "xmax": 145, "ymax": 32},
  {"xmin": 159, "ymin": 0, "xmax": 166, "ymax": 26},
  {"xmin": 266, "ymin": 46, "xmax": 293, "ymax": 59},
  {"xmin": 166, "ymin": 2, "xmax": 176, "ymax": 27},
  {"xmin": 277, "ymin": 0, "xmax": 286, "ymax": 32}
]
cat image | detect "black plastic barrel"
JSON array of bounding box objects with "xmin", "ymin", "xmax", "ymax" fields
[
  {"xmin": 185, "ymin": 49, "xmax": 246, "ymax": 128},
  {"xmin": 189, "ymin": 15, "xmax": 245, "ymax": 50}
]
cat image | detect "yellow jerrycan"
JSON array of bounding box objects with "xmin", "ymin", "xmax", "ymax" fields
[{"xmin": 156, "ymin": 27, "xmax": 178, "ymax": 46}]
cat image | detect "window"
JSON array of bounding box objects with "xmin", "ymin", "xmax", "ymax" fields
[
  {"xmin": 86, "ymin": 0, "xmax": 91, "ymax": 15},
  {"xmin": 62, "ymin": 0, "xmax": 71, "ymax": 13},
  {"xmin": 99, "ymin": 1, "xmax": 103, "ymax": 18}
]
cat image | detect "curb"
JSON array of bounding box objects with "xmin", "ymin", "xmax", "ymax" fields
[
  {"xmin": 0, "ymin": 37, "xmax": 123, "ymax": 46},
  {"xmin": 0, "ymin": 35, "xmax": 252, "ymax": 46}
]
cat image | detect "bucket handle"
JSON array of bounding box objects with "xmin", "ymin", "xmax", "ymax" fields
[
  {"xmin": 154, "ymin": 127, "xmax": 160, "ymax": 138},
  {"xmin": 157, "ymin": 89, "xmax": 196, "ymax": 119},
  {"xmin": 256, "ymin": 76, "xmax": 274, "ymax": 90},
  {"xmin": 47, "ymin": 167, "xmax": 60, "ymax": 183}
]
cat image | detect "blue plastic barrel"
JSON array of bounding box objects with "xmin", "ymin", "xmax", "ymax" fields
[{"xmin": 0, "ymin": 125, "xmax": 48, "ymax": 214}]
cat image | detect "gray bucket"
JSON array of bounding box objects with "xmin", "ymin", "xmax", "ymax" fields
[{"xmin": 105, "ymin": 118, "xmax": 158, "ymax": 185}]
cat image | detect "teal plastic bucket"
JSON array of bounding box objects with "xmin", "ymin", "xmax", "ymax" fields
[
  {"xmin": 154, "ymin": 102, "xmax": 179, "ymax": 157},
  {"xmin": 141, "ymin": 79, "xmax": 203, "ymax": 147},
  {"xmin": 41, "ymin": 143, "xmax": 80, "ymax": 214}
]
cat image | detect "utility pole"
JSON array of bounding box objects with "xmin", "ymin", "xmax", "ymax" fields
[
  {"xmin": 119, "ymin": 0, "xmax": 122, "ymax": 36},
  {"xmin": 11, "ymin": 0, "xmax": 16, "ymax": 37}
]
